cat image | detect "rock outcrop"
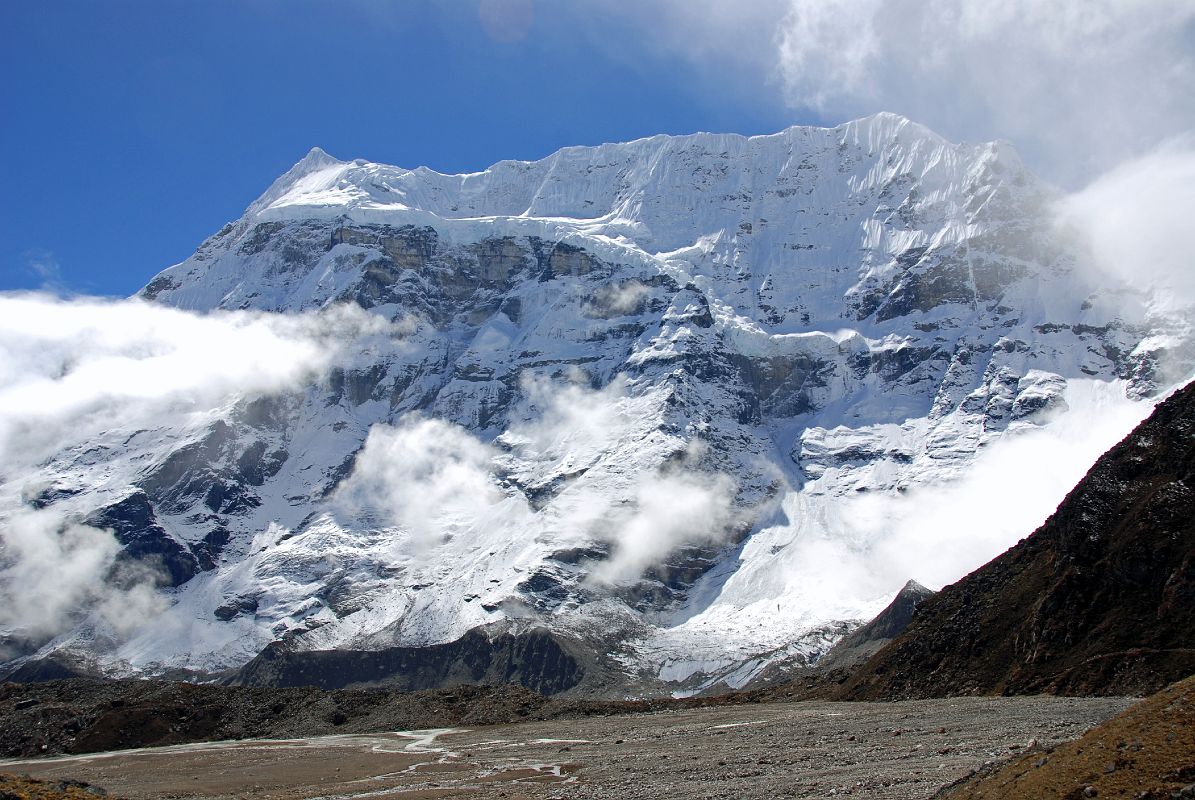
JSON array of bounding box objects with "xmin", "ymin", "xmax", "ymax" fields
[{"xmin": 818, "ymin": 580, "xmax": 936, "ymax": 670}]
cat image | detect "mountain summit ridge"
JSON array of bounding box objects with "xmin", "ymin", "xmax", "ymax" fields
[{"xmin": 277, "ymin": 112, "xmax": 947, "ymax": 189}]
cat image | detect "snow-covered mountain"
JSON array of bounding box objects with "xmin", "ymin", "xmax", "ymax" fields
[{"xmin": 4, "ymin": 113, "xmax": 1192, "ymax": 694}]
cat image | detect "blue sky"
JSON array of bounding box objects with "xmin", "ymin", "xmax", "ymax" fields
[
  {"xmin": 3, "ymin": 1, "xmax": 1191, "ymax": 297},
  {"xmin": 0, "ymin": 1, "xmax": 810, "ymax": 296}
]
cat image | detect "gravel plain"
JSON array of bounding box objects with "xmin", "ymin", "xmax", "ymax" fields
[{"xmin": 0, "ymin": 695, "xmax": 1133, "ymax": 799}]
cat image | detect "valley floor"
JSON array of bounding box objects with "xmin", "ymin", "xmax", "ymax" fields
[{"xmin": 0, "ymin": 695, "xmax": 1131, "ymax": 799}]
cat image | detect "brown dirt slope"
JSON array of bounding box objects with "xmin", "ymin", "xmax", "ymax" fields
[
  {"xmin": 838, "ymin": 379, "xmax": 1195, "ymax": 700},
  {"xmin": 937, "ymin": 673, "xmax": 1195, "ymax": 799},
  {"xmin": 0, "ymin": 772, "xmax": 123, "ymax": 799}
]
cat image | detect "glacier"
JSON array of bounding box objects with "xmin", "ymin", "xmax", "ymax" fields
[{"xmin": 2, "ymin": 112, "xmax": 1192, "ymax": 695}]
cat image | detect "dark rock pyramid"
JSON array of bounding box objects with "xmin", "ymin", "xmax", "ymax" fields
[{"xmin": 818, "ymin": 579, "xmax": 936, "ymax": 670}]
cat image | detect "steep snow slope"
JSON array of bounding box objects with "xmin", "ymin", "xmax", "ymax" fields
[{"xmin": 4, "ymin": 114, "xmax": 1192, "ymax": 694}]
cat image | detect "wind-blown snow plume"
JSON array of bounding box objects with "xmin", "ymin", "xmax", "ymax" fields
[
  {"xmin": 801, "ymin": 380, "xmax": 1156, "ymax": 602},
  {"xmin": 1057, "ymin": 138, "xmax": 1195, "ymax": 313}
]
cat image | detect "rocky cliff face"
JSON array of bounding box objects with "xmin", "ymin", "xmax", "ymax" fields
[
  {"xmin": 3, "ymin": 114, "xmax": 1192, "ymax": 694},
  {"xmin": 837, "ymin": 378, "xmax": 1195, "ymax": 699},
  {"xmin": 817, "ymin": 580, "xmax": 936, "ymax": 671}
]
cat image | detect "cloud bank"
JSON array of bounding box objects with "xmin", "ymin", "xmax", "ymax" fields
[
  {"xmin": 0, "ymin": 508, "xmax": 164, "ymax": 653},
  {"xmin": 0, "ymin": 293, "xmax": 391, "ymax": 472},
  {"xmin": 1057, "ymin": 137, "xmax": 1195, "ymax": 312},
  {"xmin": 778, "ymin": 0, "xmax": 1195, "ymax": 177},
  {"xmin": 569, "ymin": 1, "xmax": 1193, "ymax": 185}
]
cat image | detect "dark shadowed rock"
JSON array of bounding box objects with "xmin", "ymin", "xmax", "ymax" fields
[
  {"xmin": 234, "ymin": 628, "xmax": 585, "ymax": 695},
  {"xmin": 84, "ymin": 492, "xmax": 198, "ymax": 587},
  {"xmin": 0, "ymin": 657, "xmax": 88, "ymax": 684},
  {"xmin": 819, "ymin": 580, "xmax": 935, "ymax": 670}
]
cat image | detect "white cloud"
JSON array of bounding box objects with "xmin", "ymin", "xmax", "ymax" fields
[
  {"xmin": 871, "ymin": 382, "xmax": 1153, "ymax": 589},
  {"xmin": 552, "ymin": 1, "xmax": 790, "ymax": 103},
  {"xmin": 588, "ymin": 280, "xmax": 650, "ymax": 317},
  {"xmin": 787, "ymin": 380, "xmax": 1153, "ymax": 609},
  {"xmin": 575, "ymin": 2, "xmax": 1195, "ymax": 328},
  {"xmin": 565, "ymin": 1, "xmax": 1194, "ymax": 183},
  {"xmin": 335, "ymin": 374, "xmax": 739, "ymax": 586},
  {"xmin": 595, "ymin": 0, "xmax": 788, "ymax": 64},
  {"xmin": 1056, "ymin": 137, "xmax": 1195, "ymax": 312},
  {"xmin": 21, "ymin": 249, "xmax": 64, "ymax": 291},
  {"xmin": 478, "ymin": 0, "xmax": 535, "ymax": 44},
  {"xmin": 0, "ymin": 293, "xmax": 393, "ymax": 471},
  {"xmin": 0, "ymin": 507, "xmax": 166, "ymax": 651},
  {"xmin": 775, "ymin": 0, "xmax": 1195, "ymax": 181},
  {"xmin": 508, "ymin": 371, "xmax": 636, "ymax": 465},
  {"xmin": 335, "ymin": 370, "xmax": 1143, "ymax": 602},
  {"xmin": 335, "ymin": 416, "xmax": 528, "ymax": 552},
  {"xmin": 509, "ymin": 373, "xmax": 739, "ymax": 583},
  {"xmin": 586, "ymin": 467, "xmax": 737, "ymax": 585}
]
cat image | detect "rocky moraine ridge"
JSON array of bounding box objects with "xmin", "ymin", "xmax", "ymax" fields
[{"xmin": 2, "ymin": 113, "xmax": 1192, "ymax": 695}]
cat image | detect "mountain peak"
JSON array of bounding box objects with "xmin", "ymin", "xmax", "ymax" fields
[
  {"xmin": 834, "ymin": 112, "xmax": 947, "ymax": 148},
  {"xmin": 28, "ymin": 112, "xmax": 1191, "ymax": 692},
  {"xmin": 898, "ymin": 579, "xmax": 933, "ymax": 597},
  {"xmin": 296, "ymin": 146, "xmax": 342, "ymax": 171},
  {"xmin": 232, "ymin": 115, "xmax": 1018, "ymax": 247},
  {"xmin": 246, "ymin": 146, "xmax": 348, "ymax": 216}
]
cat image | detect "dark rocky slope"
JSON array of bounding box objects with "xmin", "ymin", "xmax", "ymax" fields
[
  {"xmin": 838, "ymin": 379, "xmax": 1195, "ymax": 699},
  {"xmin": 233, "ymin": 627, "xmax": 587, "ymax": 694},
  {"xmin": 0, "ymin": 679, "xmax": 550, "ymax": 758}
]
